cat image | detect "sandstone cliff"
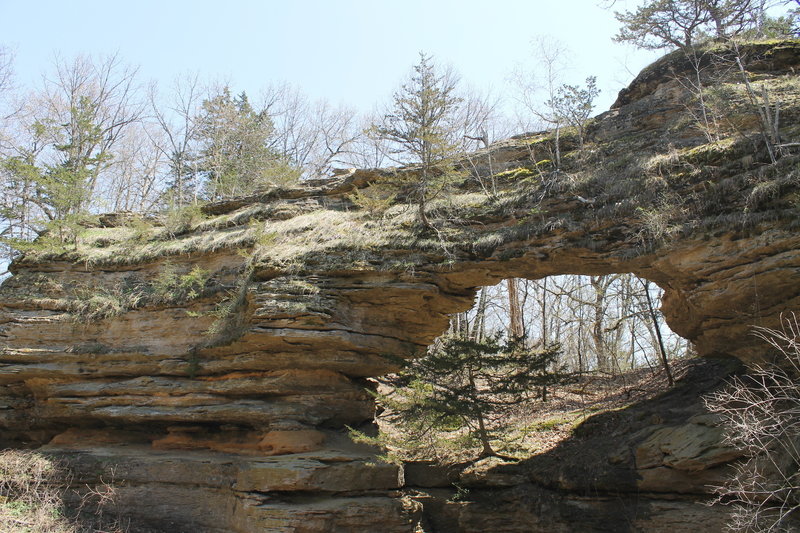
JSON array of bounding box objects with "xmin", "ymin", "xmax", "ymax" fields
[{"xmin": 1, "ymin": 40, "xmax": 799, "ymax": 532}]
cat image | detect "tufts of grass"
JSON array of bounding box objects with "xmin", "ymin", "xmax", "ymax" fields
[
  {"xmin": 62, "ymin": 263, "xmax": 217, "ymax": 322},
  {"xmin": 494, "ymin": 166, "xmax": 538, "ymax": 182},
  {"xmin": 251, "ymin": 209, "xmax": 409, "ymax": 270},
  {"xmin": 204, "ymin": 262, "xmax": 254, "ymax": 345},
  {"xmin": 349, "ymin": 186, "xmax": 397, "ymax": 218},
  {"xmin": 635, "ymin": 197, "xmax": 688, "ymax": 246},
  {"xmin": 67, "ymin": 287, "xmax": 131, "ymax": 322}
]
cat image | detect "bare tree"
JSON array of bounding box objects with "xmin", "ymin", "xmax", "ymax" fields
[
  {"xmin": 0, "ymin": 45, "xmax": 16, "ymax": 129},
  {"xmin": 304, "ymin": 99, "xmax": 362, "ymax": 176},
  {"xmin": 638, "ymin": 279, "xmax": 674, "ymax": 386},
  {"xmin": 262, "ymin": 83, "xmax": 315, "ymax": 171},
  {"xmin": 453, "ymin": 87, "xmax": 506, "ymax": 151},
  {"xmin": 1, "ymin": 52, "xmax": 145, "ymax": 246},
  {"xmin": 458, "ymin": 88, "xmax": 513, "ymax": 197},
  {"xmin": 446, "ymin": 274, "xmax": 688, "ymax": 380},
  {"xmin": 0, "ymin": 47, "xmax": 12, "ymax": 96},
  {"xmin": 148, "ymin": 72, "xmax": 204, "ymax": 206},
  {"xmin": 513, "ymin": 274, "xmax": 685, "ymax": 376},
  {"xmin": 347, "ymin": 112, "xmax": 391, "ymax": 169},
  {"xmin": 510, "ymin": 36, "xmax": 572, "ymax": 168},
  {"xmin": 100, "ymin": 122, "xmax": 165, "ymax": 212},
  {"xmin": 41, "ymin": 52, "xmax": 145, "ymax": 213},
  {"xmin": 507, "ymin": 278, "xmax": 525, "ymax": 340},
  {"xmin": 260, "ymin": 83, "xmax": 364, "ymax": 177}
]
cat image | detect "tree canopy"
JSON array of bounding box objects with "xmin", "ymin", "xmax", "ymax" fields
[
  {"xmin": 372, "ymin": 52, "xmax": 463, "ymax": 228},
  {"xmin": 196, "ymin": 88, "xmax": 295, "ymax": 200},
  {"xmin": 613, "ymin": 0, "xmax": 765, "ymax": 50}
]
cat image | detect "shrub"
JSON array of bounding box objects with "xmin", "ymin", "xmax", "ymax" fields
[
  {"xmin": 204, "ymin": 263, "xmax": 254, "ymax": 344},
  {"xmin": 161, "ymin": 203, "xmax": 206, "ymax": 238},
  {"xmin": 0, "ymin": 449, "xmax": 125, "ymax": 532},
  {"xmin": 373, "ymin": 335, "xmax": 570, "ymax": 460},
  {"xmin": 0, "ymin": 450, "xmax": 73, "ymax": 533},
  {"xmin": 349, "ymin": 186, "xmax": 397, "ymax": 218},
  {"xmin": 151, "ymin": 263, "xmax": 211, "ymax": 304},
  {"xmin": 68, "ymin": 287, "xmax": 128, "ymax": 321},
  {"xmin": 128, "ymin": 216, "xmax": 154, "ymax": 243},
  {"xmin": 705, "ymin": 314, "xmax": 800, "ymax": 532}
]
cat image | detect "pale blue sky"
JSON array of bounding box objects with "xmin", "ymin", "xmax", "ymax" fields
[{"xmin": 0, "ymin": 0, "xmax": 661, "ymax": 117}]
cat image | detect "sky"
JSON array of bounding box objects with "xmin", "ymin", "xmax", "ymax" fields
[{"xmin": 0, "ymin": 0, "xmax": 662, "ymax": 120}]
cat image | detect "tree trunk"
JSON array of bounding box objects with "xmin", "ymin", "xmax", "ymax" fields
[
  {"xmin": 507, "ymin": 278, "xmax": 525, "ymax": 340},
  {"xmin": 470, "ymin": 288, "xmax": 488, "ymax": 342},
  {"xmin": 540, "ymin": 278, "xmax": 549, "ymax": 345},
  {"xmin": 640, "ymin": 279, "xmax": 674, "ymax": 387},
  {"xmin": 476, "ymin": 412, "xmax": 495, "ymax": 458},
  {"xmin": 468, "ymin": 368, "xmax": 495, "ymax": 457},
  {"xmin": 590, "ymin": 276, "xmax": 609, "ymax": 373}
]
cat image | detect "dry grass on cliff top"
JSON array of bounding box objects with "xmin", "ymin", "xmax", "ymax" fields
[
  {"xmin": 11, "ymin": 40, "xmax": 800, "ymax": 271},
  {"xmin": 51, "ymin": 187, "xmax": 510, "ymax": 270}
]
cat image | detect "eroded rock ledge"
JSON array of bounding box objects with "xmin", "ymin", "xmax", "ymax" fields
[{"xmin": 1, "ymin": 41, "xmax": 800, "ymax": 532}]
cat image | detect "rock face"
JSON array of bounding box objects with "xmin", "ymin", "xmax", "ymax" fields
[{"xmin": 1, "ymin": 41, "xmax": 800, "ymax": 531}]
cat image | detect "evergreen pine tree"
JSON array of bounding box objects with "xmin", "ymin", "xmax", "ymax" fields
[
  {"xmin": 372, "ymin": 52, "xmax": 463, "ymax": 229},
  {"xmin": 379, "ymin": 335, "xmax": 570, "ymax": 459},
  {"xmin": 195, "ymin": 87, "xmax": 297, "ymax": 199}
]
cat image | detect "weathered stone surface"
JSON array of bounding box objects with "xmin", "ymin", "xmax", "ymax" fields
[
  {"xmin": 258, "ymin": 429, "xmax": 327, "ymax": 455},
  {"xmin": 636, "ymin": 414, "xmax": 741, "ymax": 472},
  {"xmin": 414, "ymin": 485, "xmax": 730, "ymax": 533},
  {"xmin": 23, "ymin": 370, "xmax": 373, "ymax": 428},
  {"xmin": 231, "ymin": 495, "xmax": 422, "ymax": 533},
  {"xmin": 149, "ymin": 427, "xmax": 328, "ymax": 455},
  {"xmin": 233, "ymin": 455, "xmax": 401, "ymax": 492},
  {"xmin": 459, "ymin": 457, "xmax": 527, "ymax": 488},
  {"xmin": 53, "ymin": 445, "xmax": 412, "ymax": 532},
  {"xmin": 403, "ymin": 460, "xmax": 462, "ymax": 488}
]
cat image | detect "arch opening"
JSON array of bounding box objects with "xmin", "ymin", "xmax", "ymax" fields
[
  {"xmin": 374, "ymin": 273, "xmax": 694, "ymax": 461},
  {"xmin": 447, "ymin": 274, "xmax": 692, "ymax": 376}
]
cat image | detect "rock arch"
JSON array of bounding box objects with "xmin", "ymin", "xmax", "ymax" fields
[{"xmin": 1, "ymin": 40, "xmax": 799, "ymax": 532}]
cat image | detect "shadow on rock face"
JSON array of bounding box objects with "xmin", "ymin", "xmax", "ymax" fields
[{"xmin": 410, "ymin": 356, "xmax": 744, "ymax": 533}]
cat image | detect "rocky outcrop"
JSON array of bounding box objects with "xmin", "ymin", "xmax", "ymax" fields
[
  {"xmin": 1, "ymin": 41, "xmax": 800, "ymax": 531},
  {"xmin": 400, "ymin": 357, "xmax": 754, "ymax": 532}
]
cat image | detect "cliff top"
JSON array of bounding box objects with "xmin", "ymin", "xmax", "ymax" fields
[{"xmin": 9, "ymin": 40, "xmax": 799, "ymax": 281}]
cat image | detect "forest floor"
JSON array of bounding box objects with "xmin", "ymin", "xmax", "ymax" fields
[
  {"xmin": 375, "ymin": 359, "xmax": 693, "ymax": 463},
  {"xmin": 500, "ymin": 360, "xmax": 692, "ymax": 458}
]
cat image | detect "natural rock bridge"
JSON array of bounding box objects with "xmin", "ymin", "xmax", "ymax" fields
[{"xmin": 1, "ymin": 41, "xmax": 799, "ymax": 532}]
